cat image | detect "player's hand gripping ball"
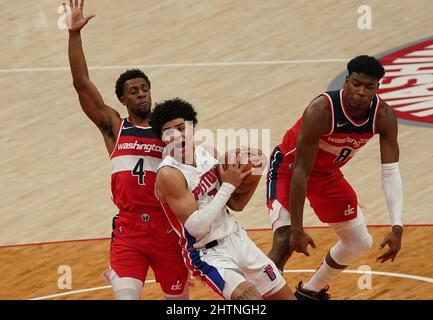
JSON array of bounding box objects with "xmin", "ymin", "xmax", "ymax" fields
[{"xmin": 220, "ymin": 147, "xmax": 267, "ymax": 193}]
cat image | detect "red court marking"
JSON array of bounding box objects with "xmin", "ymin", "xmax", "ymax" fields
[
  {"xmin": 247, "ymin": 224, "xmax": 433, "ymax": 232},
  {"xmin": 1, "ymin": 224, "xmax": 431, "ymax": 249},
  {"xmin": 0, "ymin": 237, "xmax": 109, "ymax": 249}
]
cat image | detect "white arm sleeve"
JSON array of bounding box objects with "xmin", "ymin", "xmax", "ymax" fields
[
  {"xmin": 184, "ymin": 182, "xmax": 236, "ymax": 239},
  {"xmin": 381, "ymin": 162, "xmax": 403, "ymax": 226}
]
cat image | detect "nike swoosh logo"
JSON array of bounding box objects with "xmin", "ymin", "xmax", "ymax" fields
[
  {"xmin": 122, "ymin": 126, "xmax": 136, "ymax": 130},
  {"xmin": 336, "ymin": 122, "xmax": 349, "ymax": 128},
  {"xmin": 166, "ymin": 228, "xmax": 174, "ymax": 234}
]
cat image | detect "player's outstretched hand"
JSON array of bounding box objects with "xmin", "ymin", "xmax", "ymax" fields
[
  {"xmin": 290, "ymin": 228, "xmax": 316, "ymax": 257},
  {"xmin": 376, "ymin": 225, "xmax": 403, "ymax": 263},
  {"xmin": 65, "ymin": 0, "xmax": 95, "ymax": 33}
]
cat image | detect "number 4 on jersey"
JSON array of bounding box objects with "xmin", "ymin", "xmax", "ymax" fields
[{"xmin": 132, "ymin": 158, "xmax": 146, "ymax": 185}]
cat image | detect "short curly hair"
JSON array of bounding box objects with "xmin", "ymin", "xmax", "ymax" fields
[
  {"xmin": 347, "ymin": 55, "xmax": 385, "ymax": 81},
  {"xmin": 115, "ymin": 69, "xmax": 151, "ymax": 101},
  {"xmin": 149, "ymin": 98, "xmax": 198, "ymax": 138}
]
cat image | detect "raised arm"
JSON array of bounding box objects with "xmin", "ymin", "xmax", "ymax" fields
[
  {"xmin": 376, "ymin": 101, "xmax": 403, "ymax": 263},
  {"xmin": 289, "ymin": 96, "xmax": 331, "ymax": 256},
  {"xmin": 67, "ymin": 0, "xmax": 120, "ymax": 153}
]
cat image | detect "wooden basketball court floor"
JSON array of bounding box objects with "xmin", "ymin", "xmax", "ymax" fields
[{"xmin": 1, "ymin": 0, "xmax": 432, "ymax": 300}]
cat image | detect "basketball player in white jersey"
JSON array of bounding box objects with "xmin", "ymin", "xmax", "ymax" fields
[{"xmin": 149, "ymin": 98, "xmax": 295, "ymax": 300}]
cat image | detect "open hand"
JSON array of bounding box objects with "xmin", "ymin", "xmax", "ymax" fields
[{"xmin": 65, "ymin": 0, "xmax": 95, "ymax": 32}]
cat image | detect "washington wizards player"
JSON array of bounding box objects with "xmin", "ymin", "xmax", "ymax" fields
[
  {"xmin": 266, "ymin": 55, "xmax": 404, "ymax": 299},
  {"xmin": 67, "ymin": 1, "xmax": 189, "ymax": 300}
]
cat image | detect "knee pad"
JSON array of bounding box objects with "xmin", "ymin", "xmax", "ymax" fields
[
  {"xmin": 357, "ymin": 233, "xmax": 373, "ymax": 253},
  {"xmin": 344, "ymin": 231, "xmax": 373, "ymax": 255},
  {"xmin": 109, "ymin": 268, "xmax": 143, "ymax": 300},
  {"xmin": 330, "ymin": 233, "xmax": 373, "ymax": 266},
  {"xmin": 115, "ymin": 288, "xmax": 141, "ymax": 300},
  {"xmin": 329, "ymin": 208, "xmax": 373, "ymax": 266}
]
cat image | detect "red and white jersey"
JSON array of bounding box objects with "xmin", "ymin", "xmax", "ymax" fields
[
  {"xmin": 158, "ymin": 146, "xmax": 237, "ymax": 249},
  {"xmin": 279, "ymin": 89, "xmax": 381, "ymax": 174},
  {"xmin": 109, "ymin": 117, "xmax": 165, "ymax": 213}
]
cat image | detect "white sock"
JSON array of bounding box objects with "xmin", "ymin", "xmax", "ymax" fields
[{"xmin": 303, "ymin": 259, "xmax": 343, "ymax": 292}]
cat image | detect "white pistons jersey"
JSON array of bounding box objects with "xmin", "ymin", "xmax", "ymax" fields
[
  {"xmin": 158, "ymin": 146, "xmax": 285, "ymax": 299},
  {"xmin": 158, "ymin": 145, "xmax": 236, "ymax": 249}
]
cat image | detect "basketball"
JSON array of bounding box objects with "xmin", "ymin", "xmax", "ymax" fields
[{"xmin": 220, "ymin": 147, "xmax": 266, "ymax": 193}]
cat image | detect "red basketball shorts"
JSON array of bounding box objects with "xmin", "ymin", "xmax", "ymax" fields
[
  {"xmin": 266, "ymin": 147, "xmax": 358, "ymax": 224},
  {"xmin": 110, "ymin": 210, "xmax": 189, "ymax": 295}
]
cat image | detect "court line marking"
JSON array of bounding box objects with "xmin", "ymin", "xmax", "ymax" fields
[
  {"xmin": 0, "ymin": 59, "xmax": 349, "ymax": 74},
  {"xmin": 29, "ymin": 285, "xmax": 115, "ymax": 300},
  {"xmin": 28, "ymin": 269, "xmax": 433, "ymax": 300},
  {"xmin": 2, "ymin": 224, "xmax": 432, "ymax": 249}
]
